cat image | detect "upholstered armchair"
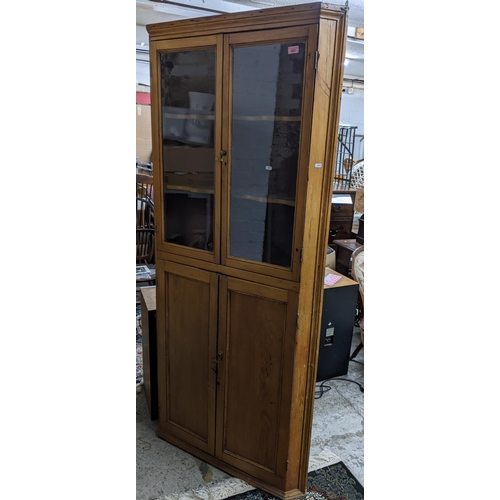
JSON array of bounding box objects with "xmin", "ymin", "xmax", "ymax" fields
[{"xmin": 349, "ymin": 245, "xmax": 364, "ymax": 359}]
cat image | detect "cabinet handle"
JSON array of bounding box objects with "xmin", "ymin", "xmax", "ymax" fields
[
  {"xmin": 332, "ymin": 204, "xmax": 341, "ymax": 211},
  {"xmin": 215, "ymin": 150, "xmax": 227, "ymax": 162}
]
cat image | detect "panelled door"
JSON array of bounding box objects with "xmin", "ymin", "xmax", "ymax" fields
[
  {"xmin": 156, "ymin": 260, "xmax": 219, "ymax": 455},
  {"xmin": 216, "ymin": 276, "xmax": 300, "ymax": 488},
  {"xmin": 157, "ymin": 260, "xmax": 300, "ymax": 484}
]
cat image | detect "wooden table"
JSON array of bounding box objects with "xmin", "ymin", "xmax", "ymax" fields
[
  {"xmin": 140, "ymin": 286, "xmax": 158, "ymax": 420},
  {"xmin": 331, "ymin": 238, "xmax": 363, "ymax": 277}
]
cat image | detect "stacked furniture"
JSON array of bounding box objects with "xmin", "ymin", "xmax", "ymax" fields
[
  {"xmin": 136, "ymin": 173, "xmax": 156, "ymax": 286},
  {"xmin": 146, "ymin": 3, "xmax": 348, "ymax": 498},
  {"xmin": 329, "ymin": 189, "xmax": 357, "ymax": 243}
]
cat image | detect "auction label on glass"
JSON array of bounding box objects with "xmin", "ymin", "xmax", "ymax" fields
[{"xmin": 288, "ymin": 46, "xmax": 299, "ymax": 54}]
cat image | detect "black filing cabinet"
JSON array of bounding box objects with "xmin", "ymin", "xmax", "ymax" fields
[{"xmin": 316, "ymin": 269, "xmax": 359, "ymax": 381}]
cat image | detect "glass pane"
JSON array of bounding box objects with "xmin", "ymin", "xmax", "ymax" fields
[
  {"xmin": 160, "ymin": 49, "xmax": 216, "ymax": 251},
  {"xmin": 229, "ymin": 42, "xmax": 305, "ymax": 268}
]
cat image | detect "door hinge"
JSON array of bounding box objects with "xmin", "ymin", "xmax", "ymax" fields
[
  {"xmin": 296, "ymin": 313, "xmax": 299, "ymax": 329},
  {"xmin": 300, "ymin": 248, "xmax": 304, "ymax": 263},
  {"xmin": 314, "ymin": 50, "xmax": 320, "ymax": 70},
  {"xmin": 286, "ymin": 460, "xmax": 289, "ymax": 472}
]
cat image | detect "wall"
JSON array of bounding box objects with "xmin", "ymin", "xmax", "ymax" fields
[
  {"xmin": 339, "ymin": 87, "xmax": 364, "ymax": 161},
  {"xmin": 137, "ymin": 58, "xmax": 150, "ymax": 93}
]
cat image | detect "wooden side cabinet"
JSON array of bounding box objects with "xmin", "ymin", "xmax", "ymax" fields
[
  {"xmin": 328, "ymin": 189, "xmax": 356, "ymax": 243},
  {"xmin": 147, "ymin": 4, "xmax": 348, "ymax": 498},
  {"xmin": 140, "ymin": 286, "xmax": 158, "ymax": 420},
  {"xmin": 332, "ymin": 238, "xmax": 363, "ymax": 277},
  {"xmin": 317, "ymin": 269, "xmax": 358, "ymax": 381}
]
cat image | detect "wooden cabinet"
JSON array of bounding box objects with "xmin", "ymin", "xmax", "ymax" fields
[
  {"xmin": 331, "ymin": 238, "xmax": 363, "ymax": 277},
  {"xmin": 328, "ymin": 189, "xmax": 356, "ymax": 243},
  {"xmin": 147, "ymin": 3, "xmax": 348, "ymax": 498}
]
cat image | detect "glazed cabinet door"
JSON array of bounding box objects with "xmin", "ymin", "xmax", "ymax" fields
[
  {"xmin": 150, "ymin": 35, "xmax": 223, "ymax": 264},
  {"xmin": 156, "ymin": 260, "xmax": 218, "ymax": 455},
  {"xmin": 216, "ymin": 276, "xmax": 300, "ymax": 490},
  {"xmin": 221, "ymin": 26, "xmax": 318, "ymax": 281}
]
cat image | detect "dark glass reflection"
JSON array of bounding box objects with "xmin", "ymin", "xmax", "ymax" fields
[
  {"xmin": 229, "ymin": 42, "xmax": 305, "ymax": 267},
  {"xmin": 160, "ymin": 49, "xmax": 216, "ymax": 251}
]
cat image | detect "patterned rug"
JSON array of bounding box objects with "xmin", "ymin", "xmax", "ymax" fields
[{"xmin": 225, "ymin": 462, "xmax": 363, "ymax": 500}]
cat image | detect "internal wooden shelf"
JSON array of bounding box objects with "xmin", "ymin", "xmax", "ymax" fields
[
  {"xmin": 233, "ymin": 115, "xmax": 301, "ymax": 122},
  {"xmin": 165, "ymin": 182, "xmax": 295, "ymax": 207}
]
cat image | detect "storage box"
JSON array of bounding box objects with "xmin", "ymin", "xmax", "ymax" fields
[
  {"xmin": 355, "ymin": 27, "xmax": 364, "ymax": 39},
  {"xmin": 163, "ymin": 106, "xmax": 189, "ymax": 141},
  {"xmin": 325, "ymin": 247, "xmax": 336, "ymax": 270},
  {"xmin": 136, "ymin": 104, "xmax": 152, "ymax": 163}
]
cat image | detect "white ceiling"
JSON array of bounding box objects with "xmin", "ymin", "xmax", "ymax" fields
[{"xmin": 136, "ymin": 0, "xmax": 364, "ymax": 78}]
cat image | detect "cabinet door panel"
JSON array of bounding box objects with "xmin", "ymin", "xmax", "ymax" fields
[
  {"xmin": 151, "ymin": 36, "xmax": 223, "ymax": 264},
  {"xmin": 156, "ymin": 260, "xmax": 218, "ymax": 454},
  {"xmin": 216, "ymin": 277, "xmax": 299, "ymax": 488},
  {"xmin": 221, "ymin": 26, "xmax": 317, "ymax": 281}
]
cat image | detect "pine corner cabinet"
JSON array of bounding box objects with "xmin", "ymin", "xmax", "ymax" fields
[{"xmin": 146, "ymin": 3, "xmax": 348, "ymax": 498}]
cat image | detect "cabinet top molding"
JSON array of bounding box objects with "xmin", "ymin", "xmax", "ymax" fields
[{"xmin": 146, "ymin": 2, "xmax": 348, "ymax": 40}]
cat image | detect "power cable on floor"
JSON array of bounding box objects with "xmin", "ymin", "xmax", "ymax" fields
[
  {"xmin": 350, "ymin": 358, "xmax": 363, "ymax": 365},
  {"xmin": 315, "ymin": 376, "xmax": 364, "ymax": 399}
]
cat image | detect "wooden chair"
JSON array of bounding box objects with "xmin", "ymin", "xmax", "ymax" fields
[
  {"xmin": 136, "ymin": 173, "xmax": 156, "ymax": 292},
  {"xmin": 137, "ymin": 228, "xmax": 155, "ymax": 264},
  {"xmin": 137, "ymin": 196, "xmax": 155, "ymax": 229},
  {"xmin": 137, "ymin": 173, "xmax": 155, "ymax": 229},
  {"xmin": 349, "ymin": 245, "xmax": 364, "ymax": 359},
  {"xmin": 137, "ymin": 228, "xmax": 156, "ymax": 289}
]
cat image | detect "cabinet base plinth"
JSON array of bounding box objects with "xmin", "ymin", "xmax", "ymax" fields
[{"xmin": 156, "ymin": 427, "xmax": 306, "ymax": 500}]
